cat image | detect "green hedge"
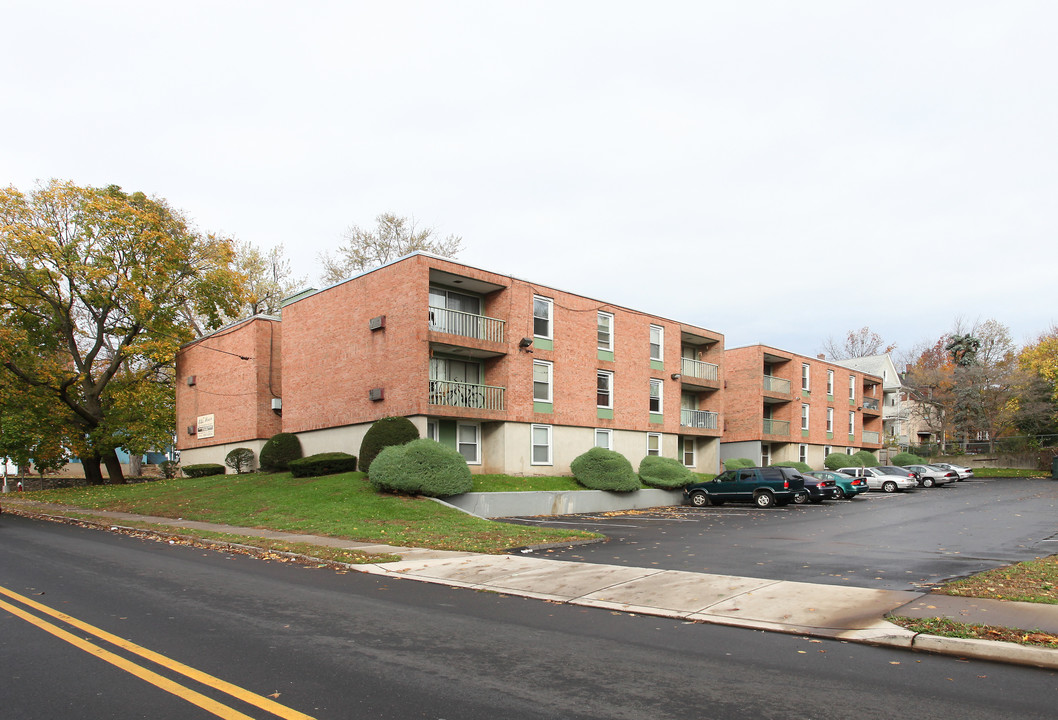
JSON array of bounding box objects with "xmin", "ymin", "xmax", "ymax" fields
[
  {"xmin": 570, "ymin": 447, "xmax": 640, "ymax": 492},
  {"xmin": 891, "ymin": 452, "xmax": 925, "ymax": 467},
  {"xmin": 359, "ymin": 416, "xmax": 420, "ymax": 474},
  {"xmin": 259, "ymin": 432, "xmax": 303, "ymax": 472},
  {"xmin": 638, "ymin": 456, "xmax": 695, "ymax": 489},
  {"xmin": 368, "ymin": 438, "xmax": 472, "ymax": 498},
  {"xmin": 851, "ymin": 450, "xmax": 879, "ymax": 467},
  {"xmin": 824, "ymin": 452, "xmax": 851, "ymax": 470},
  {"xmin": 773, "ymin": 460, "xmax": 811, "ymax": 473},
  {"xmin": 289, "ymin": 452, "xmax": 358, "ymax": 478},
  {"xmin": 182, "ymin": 463, "xmax": 225, "ymax": 478},
  {"xmin": 724, "ymin": 457, "xmax": 755, "ymax": 470}
]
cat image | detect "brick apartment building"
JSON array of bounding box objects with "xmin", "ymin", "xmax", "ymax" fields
[
  {"xmin": 176, "ymin": 253, "xmax": 726, "ymax": 475},
  {"xmin": 720, "ymin": 345, "xmax": 884, "ymax": 468}
]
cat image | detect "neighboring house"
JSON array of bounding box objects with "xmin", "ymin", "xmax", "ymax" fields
[
  {"xmin": 720, "ymin": 345, "xmax": 885, "ymax": 468},
  {"xmin": 176, "ymin": 253, "xmax": 725, "ymax": 476},
  {"xmin": 831, "ymin": 353, "xmax": 910, "ymax": 447}
]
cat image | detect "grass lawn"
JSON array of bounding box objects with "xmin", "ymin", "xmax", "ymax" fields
[
  {"xmin": 15, "ymin": 471, "xmax": 600, "ymax": 554},
  {"xmin": 968, "ymin": 468, "xmax": 1050, "ymax": 478}
]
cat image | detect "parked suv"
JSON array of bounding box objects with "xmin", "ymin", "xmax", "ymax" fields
[{"xmin": 684, "ymin": 466, "xmax": 806, "ymax": 508}]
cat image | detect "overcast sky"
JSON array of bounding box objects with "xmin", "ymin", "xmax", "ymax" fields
[{"xmin": 4, "ymin": 2, "xmax": 1054, "ymax": 359}]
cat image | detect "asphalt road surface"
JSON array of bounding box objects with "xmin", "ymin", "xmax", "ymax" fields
[
  {"xmin": 3, "ymin": 508, "xmax": 1058, "ymax": 719},
  {"xmin": 506, "ymin": 477, "xmax": 1058, "ymax": 591}
]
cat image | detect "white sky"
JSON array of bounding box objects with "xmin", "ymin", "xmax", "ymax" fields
[{"xmin": 4, "ymin": 2, "xmax": 1055, "ymax": 359}]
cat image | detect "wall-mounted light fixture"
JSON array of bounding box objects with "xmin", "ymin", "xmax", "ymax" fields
[
  {"xmin": 671, "ymin": 373, "xmax": 681, "ymax": 380},
  {"xmin": 519, "ymin": 337, "xmax": 534, "ymax": 353}
]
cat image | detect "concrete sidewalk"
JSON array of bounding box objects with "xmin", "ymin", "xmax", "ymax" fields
[{"xmin": 7, "ymin": 500, "xmax": 1058, "ymax": 670}]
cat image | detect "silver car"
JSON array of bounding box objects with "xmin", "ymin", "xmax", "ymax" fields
[
  {"xmin": 836, "ymin": 467, "xmax": 918, "ymax": 493},
  {"xmin": 905, "ymin": 464, "xmax": 957, "ymax": 488},
  {"xmin": 933, "ymin": 462, "xmax": 973, "ymax": 481}
]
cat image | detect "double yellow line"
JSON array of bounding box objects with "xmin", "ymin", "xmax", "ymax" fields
[{"xmin": 0, "ymin": 585, "xmax": 316, "ymax": 720}]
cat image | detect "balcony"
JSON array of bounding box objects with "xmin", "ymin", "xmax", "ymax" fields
[
  {"xmin": 429, "ymin": 307, "xmax": 505, "ymax": 343},
  {"xmin": 862, "ymin": 398, "xmax": 881, "ymax": 416},
  {"xmin": 680, "ymin": 357, "xmax": 720, "ymax": 389},
  {"xmin": 429, "ymin": 380, "xmax": 505, "ymax": 411},
  {"xmin": 862, "ymin": 430, "xmax": 881, "ymax": 444},
  {"xmin": 763, "ymin": 419, "xmax": 791, "ymax": 436},
  {"xmin": 680, "ymin": 409, "xmax": 719, "ymax": 430},
  {"xmin": 763, "ymin": 375, "xmax": 792, "ymax": 402}
]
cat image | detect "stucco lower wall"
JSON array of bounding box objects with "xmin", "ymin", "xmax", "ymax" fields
[
  {"xmin": 178, "ymin": 439, "xmax": 270, "ymax": 471},
  {"xmin": 439, "ymin": 489, "xmax": 685, "ymax": 518}
]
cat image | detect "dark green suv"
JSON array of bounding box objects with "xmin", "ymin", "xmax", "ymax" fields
[{"xmin": 683, "ymin": 466, "xmax": 806, "ymax": 508}]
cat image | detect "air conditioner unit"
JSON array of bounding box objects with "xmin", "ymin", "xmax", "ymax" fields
[
  {"xmin": 187, "ymin": 425, "xmax": 196, "ymax": 435},
  {"xmin": 187, "ymin": 375, "xmax": 197, "ymax": 386},
  {"xmin": 271, "ymin": 398, "xmax": 282, "ymax": 410},
  {"xmin": 369, "ymin": 387, "xmax": 384, "ymax": 401},
  {"xmin": 368, "ymin": 315, "xmax": 386, "ymax": 331}
]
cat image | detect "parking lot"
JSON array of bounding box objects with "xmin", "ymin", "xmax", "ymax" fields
[{"xmin": 505, "ymin": 477, "xmax": 1058, "ymax": 591}]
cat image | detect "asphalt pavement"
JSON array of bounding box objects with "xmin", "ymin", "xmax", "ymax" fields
[{"xmin": 6, "ymin": 498, "xmax": 1058, "ymax": 670}]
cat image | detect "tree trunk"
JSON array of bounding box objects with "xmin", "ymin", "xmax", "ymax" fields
[
  {"xmin": 103, "ymin": 449, "xmax": 126, "ymax": 484},
  {"xmin": 129, "ymin": 454, "xmax": 142, "ymax": 478},
  {"xmin": 82, "ymin": 455, "xmax": 105, "ymax": 486}
]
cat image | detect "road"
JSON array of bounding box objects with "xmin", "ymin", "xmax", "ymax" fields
[{"xmin": 508, "ymin": 478, "xmax": 1058, "ymax": 591}]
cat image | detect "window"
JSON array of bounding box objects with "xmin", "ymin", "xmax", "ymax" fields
[
  {"xmin": 801, "ymin": 403, "xmax": 809, "ymax": 430},
  {"xmin": 594, "ymin": 428, "xmax": 612, "ymax": 450},
  {"xmin": 799, "ymin": 444, "xmax": 808, "ymax": 464},
  {"xmin": 649, "ymin": 378, "xmax": 663, "ymax": 413},
  {"xmin": 802, "ymin": 363, "xmax": 810, "ymax": 391},
  {"xmin": 683, "ymin": 438, "xmax": 696, "ymax": 467},
  {"xmin": 427, "ymin": 420, "xmax": 439, "ymax": 441},
  {"xmin": 849, "ymin": 375, "xmax": 856, "ymax": 400},
  {"xmin": 849, "ymin": 411, "xmax": 856, "ymax": 432},
  {"xmin": 826, "ymin": 407, "xmax": 834, "ymax": 433},
  {"xmin": 533, "ymin": 360, "xmax": 553, "ymax": 402},
  {"xmin": 823, "ymin": 445, "xmax": 832, "ymax": 457},
  {"xmin": 597, "ymin": 312, "xmax": 614, "ymax": 351},
  {"xmin": 761, "ymin": 444, "xmax": 771, "ymax": 466},
  {"xmin": 649, "ymin": 325, "xmax": 664, "ymax": 362},
  {"xmin": 827, "ymin": 370, "xmax": 834, "ymax": 396},
  {"xmin": 531, "ymin": 424, "xmax": 552, "ymax": 465},
  {"xmin": 646, "ymin": 432, "xmax": 661, "ymax": 456},
  {"xmin": 457, "ymin": 423, "xmax": 480, "ymax": 464},
  {"xmin": 846, "ymin": 446, "xmax": 855, "ymax": 455},
  {"xmin": 597, "ymin": 370, "xmax": 613, "ymax": 409},
  {"xmin": 533, "ymin": 296, "xmax": 553, "ymax": 339}
]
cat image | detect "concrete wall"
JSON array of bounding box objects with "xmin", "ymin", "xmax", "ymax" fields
[{"xmin": 439, "ymin": 488, "xmax": 685, "ymax": 518}]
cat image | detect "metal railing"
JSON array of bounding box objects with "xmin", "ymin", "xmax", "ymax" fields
[
  {"xmin": 680, "ymin": 357, "xmax": 719, "ymax": 381},
  {"xmin": 862, "ymin": 430, "xmax": 881, "ymax": 444},
  {"xmin": 428, "ymin": 307, "xmax": 505, "ymax": 343},
  {"xmin": 681, "ymin": 409, "xmax": 719, "ymax": 429},
  {"xmin": 428, "ymin": 379, "xmax": 505, "ymax": 410},
  {"xmin": 763, "ymin": 375, "xmax": 791, "ymax": 394},
  {"xmin": 862, "ymin": 398, "xmax": 880, "ymax": 411},
  {"xmin": 763, "ymin": 419, "xmax": 791, "ymax": 435}
]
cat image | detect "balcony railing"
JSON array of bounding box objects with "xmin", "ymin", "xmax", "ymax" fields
[
  {"xmin": 680, "ymin": 409, "xmax": 719, "ymax": 429},
  {"xmin": 862, "ymin": 398, "xmax": 880, "ymax": 411},
  {"xmin": 763, "ymin": 419, "xmax": 791, "ymax": 435},
  {"xmin": 681, "ymin": 357, "xmax": 719, "ymax": 382},
  {"xmin": 862, "ymin": 430, "xmax": 881, "ymax": 444},
  {"xmin": 428, "ymin": 380, "xmax": 505, "ymax": 411},
  {"xmin": 763, "ymin": 375, "xmax": 791, "ymax": 394},
  {"xmin": 428, "ymin": 307, "xmax": 505, "ymax": 343}
]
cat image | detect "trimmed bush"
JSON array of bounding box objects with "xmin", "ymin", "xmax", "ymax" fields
[
  {"xmin": 638, "ymin": 456, "xmax": 695, "ymax": 489},
  {"xmin": 159, "ymin": 460, "xmax": 180, "ymax": 479},
  {"xmin": 369, "ymin": 439, "xmax": 472, "ymax": 498},
  {"xmin": 773, "ymin": 460, "xmax": 811, "ymax": 473},
  {"xmin": 724, "ymin": 457, "xmax": 755, "ymax": 470},
  {"xmin": 259, "ymin": 432, "xmax": 303, "ymax": 472},
  {"xmin": 224, "ymin": 448, "xmax": 255, "ymax": 474},
  {"xmin": 570, "ymin": 447, "xmax": 640, "ymax": 492},
  {"xmin": 359, "ymin": 416, "xmax": 420, "ymax": 474},
  {"xmin": 891, "ymin": 452, "xmax": 925, "ymax": 467},
  {"xmin": 850, "ymin": 450, "xmax": 879, "ymax": 467},
  {"xmin": 289, "ymin": 452, "xmax": 358, "ymax": 478},
  {"xmin": 824, "ymin": 453, "xmax": 851, "ymax": 470},
  {"xmin": 182, "ymin": 463, "xmax": 225, "ymax": 478}
]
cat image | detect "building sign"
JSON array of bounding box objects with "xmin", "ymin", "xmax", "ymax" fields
[{"xmin": 197, "ymin": 414, "xmax": 215, "ymax": 439}]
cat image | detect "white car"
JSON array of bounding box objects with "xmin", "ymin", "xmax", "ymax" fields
[
  {"xmin": 905, "ymin": 464, "xmax": 957, "ymax": 488},
  {"xmin": 836, "ymin": 467, "xmax": 918, "ymax": 493},
  {"xmin": 933, "ymin": 462, "xmax": 973, "ymax": 481}
]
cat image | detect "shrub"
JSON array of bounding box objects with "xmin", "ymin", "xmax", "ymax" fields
[
  {"xmin": 159, "ymin": 460, "xmax": 180, "ymax": 479},
  {"xmin": 182, "ymin": 463, "xmax": 225, "ymax": 478},
  {"xmin": 570, "ymin": 447, "xmax": 640, "ymax": 492},
  {"xmin": 289, "ymin": 452, "xmax": 358, "ymax": 478},
  {"xmin": 773, "ymin": 460, "xmax": 812, "ymax": 473},
  {"xmin": 892, "ymin": 452, "xmax": 925, "ymax": 467},
  {"xmin": 359, "ymin": 416, "xmax": 420, "ymax": 474},
  {"xmin": 850, "ymin": 450, "xmax": 879, "ymax": 468},
  {"xmin": 824, "ymin": 453, "xmax": 850, "ymax": 470},
  {"xmin": 724, "ymin": 457, "xmax": 755, "ymax": 470},
  {"xmin": 638, "ymin": 456, "xmax": 695, "ymax": 489},
  {"xmin": 224, "ymin": 448, "xmax": 255, "ymax": 474},
  {"xmin": 259, "ymin": 432, "xmax": 303, "ymax": 472},
  {"xmin": 369, "ymin": 439, "xmax": 472, "ymax": 498}
]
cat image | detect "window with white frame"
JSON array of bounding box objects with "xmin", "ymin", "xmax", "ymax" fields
[
  {"xmin": 649, "ymin": 325, "xmax": 663, "ymax": 362},
  {"xmin": 531, "ymin": 424, "xmax": 552, "ymax": 465},
  {"xmin": 594, "ymin": 428, "xmax": 612, "ymax": 450},
  {"xmin": 649, "ymin": 378, "xmax": 663, "ymax": 413},
  {"xmin": 646, "ymin": 432, "xmax": 661, "ymax": 456},
  {"xmin": 802, "ymin": 363, "xmax": 810, "ymax": 391},
  {"xmin": 457, "ymin": 423, "xmax": 480, "ymax": 464},
  {"xmin": 849, "ymin": 375, "xmax": 856, "ymax": 400},
  {"xmin": 597, "ymin": 370, "xmax": 613, "ymax": 408},
  {"xmin": 824, "ymin": 445, "xmax": 832, "ymax": 457},
  {"xmin": 683, "ymin": 437, "xmax": 696, "ymax": 467},
  {"xmin": 533, "ymin": 360, "xmax": 553, "ymax": 403},
  {"xmin": 799, "ymin": 444, "xmax": 808, "ymax": 464},
  {"xmin": 427, "ymin": 419, "xmax": 439, "ymax": 441},
  {"xmin": 598, "ymin": 311, "xmax": 614, "ymax": 351},
  {"xmin": 801, "ymin": 403, "xmax": 809, "ymax": 430},
  {"xmin": 849, "ymin": 411, "xmax": 856, "ymax": 432},
  {"xmin": 533, "ymin": 296, "xmax": 553, "ymax": 339},
  {"xmin": 846, "ymin": 446, "xmax": 855, "ymax": 455},
  {"xmin": 827, "ymin": 370, "xmax": 834, "ymax": 396},
  {"xmin": 826, "ymin": 407, "xmax": 834, "ymax": 433}
]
